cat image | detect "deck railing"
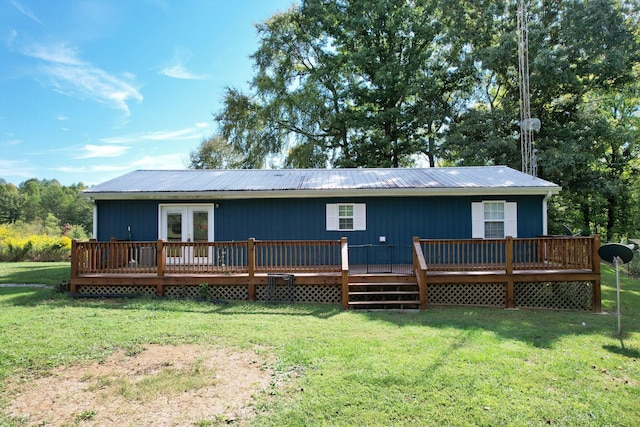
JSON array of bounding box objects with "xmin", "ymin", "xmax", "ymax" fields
[
  {"xmin": 71, "ymin": 238, "xmax": 342, "ymax": 277},
  {"xmin": 418, "ymin": 236, "xmax": 600, "ymax": 272},
  {"xmin": 71, "ymin": 235, "xmax": 600, "ymax": 279},
  {"xmin": 254, "ymin": 239, "xmax": 342, "ymax": 273}
]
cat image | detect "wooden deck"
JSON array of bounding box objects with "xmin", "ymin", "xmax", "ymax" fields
[{"xmin": 70, "ymin": 235, "xmax": 602, "ymax": 311}]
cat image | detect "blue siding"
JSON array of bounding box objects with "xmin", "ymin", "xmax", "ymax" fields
[
  {"xmin": 97, "ymin": 200, "xmax": 158, "ymax": 241},
  {"xmin": 97, "ymin": 195, "xmax": 545, "ymax": 243}
]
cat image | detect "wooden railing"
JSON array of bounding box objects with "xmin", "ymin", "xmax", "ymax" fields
[
  {"xmin": 164, "ymin": 241, "xmax": 249, "ymax": 274},
  {"xmin": 254, "ymin": 239, "xmax": 342, "ymax": 273},
  {"xmin": 418, "ymin": 236, "xmax": 600, "ymax": 272},
  {"xmin": 71, "ymin": 238, "xmax": 342, "ymax": 277},
  {"xmin": 512, "ymin": 237, "xmax": 596, "ymax": 270},
  {"xmin": 71, "ymin": 235, "xmax": 600, "ymax": 278}
]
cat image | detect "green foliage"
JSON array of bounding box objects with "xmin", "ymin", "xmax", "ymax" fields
[
  {"xmin": 0, "ymin": 179, "xmax": 92, "ymax": 261},
  {"xmin": 0, "ymin": 178, "xmax": 92, "ymax": 235},
  {"xmin": 189, "ymin": 134, "xmax": 243, "ymax": 169},
  {"xmin": 217, "ymin": 0, "xmax": 478, "ymax": 168},
  {"xmin": 0, "ymin": 224, "xmax": 74, "ymax": 262},
  {"xmin": 197, "ymin": 283, "xmax": 211, "ymax": 300}
]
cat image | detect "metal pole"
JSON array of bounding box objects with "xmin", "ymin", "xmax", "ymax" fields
[{"xmin": 614, "ymin": 256, "xmax": 622, "ymax": 335}]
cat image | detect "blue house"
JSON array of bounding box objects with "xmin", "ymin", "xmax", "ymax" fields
[
  {"xmin": 83, "ymin": 166, "xmax": 560, "ymax": 245},
  {"xmin": 74, "ymin": 166, "xmax": 602, "ymax": 311}
]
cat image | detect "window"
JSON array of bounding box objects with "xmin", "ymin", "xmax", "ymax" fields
[
  {"xmin": 338, "ymin": 204, "xmax": 354, "ymax": 230},
  {"xmin": 472, "ymin": 201, "xmax": 517, "ymax": 238},
  {"xmin": 483, "ymin": 202, "xmax": 504, "ymax": 238},
  {"xmin": 326, "ymin": 203, "xmax": 366, "ymax": 231}
]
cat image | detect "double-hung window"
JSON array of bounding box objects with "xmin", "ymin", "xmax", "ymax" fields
[
  {"xmin": 326, "ymin": 203, "xmax": 366, "ymax": 231},
  {"xmin": 472, "ymin": 201, "xmax": 517, "ymax": 238}
]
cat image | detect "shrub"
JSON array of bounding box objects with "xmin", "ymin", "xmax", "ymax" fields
[{"xmin": 0, "ymin": 233, "xmax": 72, "ymax": 262}]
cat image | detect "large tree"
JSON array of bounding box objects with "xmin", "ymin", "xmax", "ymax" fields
[
  {"xmin": 188, "ymin": 134, "xmax": 243, "ymax": 169},
  {"xmin": 216, "ymin": 0, "xmax": 478, "ymax": 168},
  {"xmin": 440, "ymin": 0, "xmax": 639, "ymax": 238}
]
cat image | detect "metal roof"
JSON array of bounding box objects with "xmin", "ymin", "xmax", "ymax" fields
[{"xmin": 83, "ymin": 166, "xmax": 561, "ymax": 200}]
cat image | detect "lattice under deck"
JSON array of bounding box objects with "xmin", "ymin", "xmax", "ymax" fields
[
  {"xmin": 164, "ymin": 285, "xmax": 248, "ymax": 301},
  {"xmin": 75, "ymin": 285, "xmax": 156, "ymax": 297},
  {"xmin": 255, "ymin": 284, "xmax": 340, "ymax": 304},
  {"xmin": 428, "ymin": 282, "xmax": 506, "ymax": 307},
  {"xmin": 515, "ymin": 281, "xmax": 592, "ymax": 311}
]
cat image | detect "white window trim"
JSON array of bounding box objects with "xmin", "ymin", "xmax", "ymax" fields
[
  {"xmin": 471, "ymin": 201, "xmax": 517, "ymax": 238},
  {"xmin": 326, "ymin": 203, "xmax": 366, "ymax": 231}
]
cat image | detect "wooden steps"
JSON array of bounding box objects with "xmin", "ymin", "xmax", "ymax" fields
[{"xmin": 348, "ymin": 276, "xmax": 420, "ymax": 310}]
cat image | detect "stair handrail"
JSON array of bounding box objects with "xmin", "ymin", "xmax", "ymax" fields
[{"xmin": 412, "ymin": 237, "xmax": 428, "ymax": 309}]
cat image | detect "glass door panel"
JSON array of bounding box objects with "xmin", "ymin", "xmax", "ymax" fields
[
  {"xmin": 192, "ymin": 210, "xmax": 209, "ymax": 258},
  {"xmin": 165, "ymin": 211, "xmax": 184, "ymax": 259}
]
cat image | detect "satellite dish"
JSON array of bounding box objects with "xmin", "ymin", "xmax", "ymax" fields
[
  {"xmin": 598, "ymin": 243, "xmax": 634, "ymax": 264},
  {"xmin": 598, "ymin": 243, "xmax": 634, "ymax": 336}
]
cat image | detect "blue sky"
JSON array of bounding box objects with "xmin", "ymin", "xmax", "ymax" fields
[{"xmin": 0, "ymin": 0, "xmax": 294, "ymax": 186}]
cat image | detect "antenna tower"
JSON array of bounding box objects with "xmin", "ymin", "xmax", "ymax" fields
[{"xmin": 518, "ymin": 0, "xmax": 538, "ymax": 176}]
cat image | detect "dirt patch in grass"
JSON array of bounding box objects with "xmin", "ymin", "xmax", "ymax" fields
[{"xmin": 3, "ymin": 344, "xmax": 275, "ymax": 426}]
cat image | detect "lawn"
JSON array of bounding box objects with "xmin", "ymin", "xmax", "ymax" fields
[
  {"xmin": 0, "ymin": 263, "xmax": 638, "ymax": 425},
  {"xmin": 0, "ymin": 261, "xmax": 70, "ymax": 286}
]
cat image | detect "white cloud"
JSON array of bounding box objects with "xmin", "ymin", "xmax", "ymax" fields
[
  {"xmin": 10, "ymin": 0, "xmax": 42, "ymax": 24},
  {"xmin": 160, "ymin": 63, "xmax": 206, "ymax": 80},
  {"xmin": 1, "ymin": 138, "xmax": 22, "ymax": 146},
  {"xmin": 75, "ymin": 144, "xmax": 131, "ymax": 159},
  {"xmin": 22, "ymin": 43, "xmax": 143, "ymax": 115},
  {"xmin": 0, "ymin": 159, "xmax": 34, "ymax": 178},
  {"xmin": 159, "ymin": 46, "xmax": 207, "ymax": 80},
  {"xmin": 130, "ymin": 153, "xmax": 188, "ymax": 169},
  {"xmin": 100, "ymin": 123, "xmax": 211, "ymax": 144}
]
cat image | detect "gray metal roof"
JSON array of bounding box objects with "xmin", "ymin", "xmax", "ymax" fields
[{"xmin": 83, "ymin": 166, "xmax": 561, "ymax": 200}]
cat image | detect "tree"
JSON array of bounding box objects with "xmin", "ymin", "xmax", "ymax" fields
[
  {"xmin": 0, "ymin": 183, "xmax": 24, "ymax": 224},
  {"xmin": 188, "ymin": 134, "xmax": 243, "ymax": 169},
  {"xmin": 440, "ymin": 0, "xmax": 640, "ymax": 239},
  {"xmin": 216, "ymin": 0, "xmax": 478, "ymax": 168}
]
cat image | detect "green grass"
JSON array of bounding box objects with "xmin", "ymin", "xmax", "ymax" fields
[
  {"xmin": 0, "ymin": 263, "xmax": 639, "ymax": 425},
  {"xmin": 0, "ymin": 261, "xmax": 70, "ymax": 286}
]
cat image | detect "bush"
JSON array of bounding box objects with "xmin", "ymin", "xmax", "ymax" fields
[{"xmin": 0, "ymin": 224, "xmax": 73, "ymax": 262}]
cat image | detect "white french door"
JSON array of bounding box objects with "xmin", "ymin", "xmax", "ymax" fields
[{"xmin": 159, "ymin": 204, "xmax": 214, "ymax": 263}]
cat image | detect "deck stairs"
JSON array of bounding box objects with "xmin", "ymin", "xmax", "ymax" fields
[{"xmin": 348, "ymin": 274, "xmax": 420, "ymax": 310}]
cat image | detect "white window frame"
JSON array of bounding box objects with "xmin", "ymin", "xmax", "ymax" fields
[
  {"xmin": 471, "ymin": 201, "xmax": 517, "ymax": 238},
  {"xmin": 326, "ymin": 203, "xmax": 366, "ymax": 231}
]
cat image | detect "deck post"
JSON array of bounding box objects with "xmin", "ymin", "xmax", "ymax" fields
[
  {"xmin": 156, "ymin": 240, "xmax": 165, "ymax": 296},
  {"xmin": 248, "ymin": 238, "xmax": 256, "ymax": 301},
  {"xmin": 505, "ymin": 236, "xmax": 515, "ymax": 308},
  {"xmin": 340, "ymin": 237, "xmax": 349, "ymax": 309},
  {"xmin": 70, "ymin": 239, "xmax": 79, "ymax": 294},
  {"xmin": 591, "ymin": 234, "xmax": 602, "ymax": 312},
  {"xmin": 156, "ymin": 240, "xmax": 165, "ymax": 278}
]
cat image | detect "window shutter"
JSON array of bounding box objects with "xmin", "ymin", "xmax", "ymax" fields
[
  {"xmin": 505, "ymin": 202, "xmax": 518, "ymax": 237},
  {"xmin": 354, "ymin": 203, "xmax": 366, "ymax": 231},
  {"xmin": 326, "ymin": 204, "xmax": 338, "ymax": 231},
  {"xmin": 471, "ymin": 202, "xmax": 484, "ymax": 238}
]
